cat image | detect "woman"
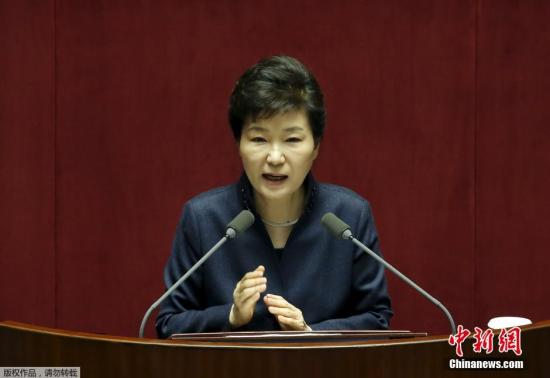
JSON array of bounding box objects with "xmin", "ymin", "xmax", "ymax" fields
[{"xmin": 156, "ymin": 56, "xmax": 392, "ymax": 337}]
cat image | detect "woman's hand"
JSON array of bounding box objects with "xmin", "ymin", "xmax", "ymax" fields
[
  {"xmin": 229, "ymin": 265, "xmax": 267, "ymax": 329},
  {"xmin": 264, "ymin": 294, "xmax": 311, "ymax": 331}
]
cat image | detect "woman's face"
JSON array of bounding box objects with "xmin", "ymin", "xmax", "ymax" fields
[{"xmin": 239, "ymin": 109, "xmax": 319, "ymax": 202}]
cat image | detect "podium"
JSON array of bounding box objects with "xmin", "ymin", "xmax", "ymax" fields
[{"xmin": 1, "ymin": 320, "xmax": 548, "ymax": 377}]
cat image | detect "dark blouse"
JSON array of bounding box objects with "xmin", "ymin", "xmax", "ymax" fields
[{"xmin": 155, "ymin": 173, "xmax": 393, "ymax": 337}]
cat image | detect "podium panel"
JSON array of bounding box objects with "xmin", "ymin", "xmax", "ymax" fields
[{"xmin": 1, "ymin": 320, "xmax": 548, "ymax": 377}]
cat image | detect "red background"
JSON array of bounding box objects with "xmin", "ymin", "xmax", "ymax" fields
[{"xmin": 1, "ymin": 0, "xmax": 549, "ymax": 338}]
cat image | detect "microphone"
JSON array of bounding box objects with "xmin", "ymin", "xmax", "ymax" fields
[
  {"xmin": 139, "ymin": 210, "xmax": 255, "ymax": 337},
  {"xmin": 321, "ymin": 212, "xmax": 457, "ymax": 334},
  {"xmin": 225, "ymin": 210, "xmax": 255, "ymax": 238}
]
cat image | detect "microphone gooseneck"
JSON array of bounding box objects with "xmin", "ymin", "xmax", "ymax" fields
[
  {"xmin": 139, "ymin": 210, "xmax": 255, "ymax": 338},
  {"xmin": 321, "ymin": 212, "xmax": 457, "ymax": 334}
]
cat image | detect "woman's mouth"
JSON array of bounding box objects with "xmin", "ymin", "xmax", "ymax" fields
[{"xmin": 262, "ymin": 174, "xmax": 288, "ymax": 183}]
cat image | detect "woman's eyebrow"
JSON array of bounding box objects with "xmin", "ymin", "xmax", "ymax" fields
[
  {"xmin": 246, "ymin": 125, "xmax": 304, "ymax": 132},
  {"xmin": 247, "ymin": 126, "xmax": 268, "ymax": 132},
  {"xmin": 283, "ymin": 126, "xmax": 304, "ymax": 132}
]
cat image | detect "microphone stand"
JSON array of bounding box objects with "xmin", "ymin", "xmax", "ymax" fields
[
  {"xmin": 138, "ymin": 231, "xmax": 234, "ymax": 338},
  {"xmin": 346, "ymin": 231, "xmax": 456, "ymax": 334}
]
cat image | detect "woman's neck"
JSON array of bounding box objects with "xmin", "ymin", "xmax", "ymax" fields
[{"xmin": 254, "ymin": 186, "xmax": 306, "ymax": 223}]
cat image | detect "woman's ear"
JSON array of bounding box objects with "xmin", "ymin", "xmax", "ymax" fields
[
  {"xmin": 235, "ymin": 136, "xmax": 243, "ymax": 157},
  {"xmin": 312, "ymin": 141, "xmax": 321, "ymax": 160}
]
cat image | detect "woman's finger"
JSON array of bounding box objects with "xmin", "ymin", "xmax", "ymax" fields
[
  {"xmin": 237, "ymin": 284, "xmax": 267, "ymax": 303},
  {"xmin": 277, "ymin": 315, "xmax": 304, "ymax": 329},
  {"xmin": 264, "ymin": 295, "xmax": 297, "ymax": 311},
  {"xmin": 240, "ymin": 291, "xmax": 261, "ymax": 308},
  {"xmin": 240, "ymin": 269, "xmax": 264, "ymax": 283},
  {"xmin": 267, "ymin": 306, "xmax": 296, "ymax": 319},
  {"xmin": 239, "ymin": 277, "xmax": 267, "ymax": 290}
]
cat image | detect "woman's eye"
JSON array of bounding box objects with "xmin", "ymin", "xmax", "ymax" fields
[
  {"xmin": 286, "ymin": 138, "xmax": 301, "ymax": 143},
  {"xmin": 251, "ymin": 137, "xmax": 266, "ymax": 143}
]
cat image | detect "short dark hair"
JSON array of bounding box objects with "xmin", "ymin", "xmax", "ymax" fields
[{"xmin": 228, "ymin": 56, "xmax": 326, "ymax": 145}]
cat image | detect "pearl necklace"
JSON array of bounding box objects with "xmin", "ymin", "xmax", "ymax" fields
[{"xmin": 261, "ymin": 217, "xmax": 300, "ymax": 227}]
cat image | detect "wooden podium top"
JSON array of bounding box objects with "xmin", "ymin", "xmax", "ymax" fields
[
  {"xmin": 1, "ymin": 320, "xmax": 548, "ymax": 377},
  {"xmin": 1, "ymin": 320, "xmax": 434, "ymax": 349},
  {"xmin": 169, "ymin": 329, "xmax": 428, "ymax": 347}
]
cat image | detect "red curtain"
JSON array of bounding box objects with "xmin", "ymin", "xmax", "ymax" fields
[{"xmin": 1, "ymin": 0, "xmax": 549, "ymax": 337}]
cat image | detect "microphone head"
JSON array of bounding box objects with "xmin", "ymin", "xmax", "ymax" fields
[
  {"xmin": 321, "ymin": 213, "xmax": 352, "ymax": 239},
  {"xmin": 226, "ymin": 210, "xmax": 255, "ymax": 238}
]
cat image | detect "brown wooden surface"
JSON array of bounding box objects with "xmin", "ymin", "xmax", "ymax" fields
[
  {"xmin": 170, "ymin": 329, "xmax": 427, "ymax": 343},
  {"xmin": 1, "ymin": 320, "xmax": 548, "ymax": 377}
]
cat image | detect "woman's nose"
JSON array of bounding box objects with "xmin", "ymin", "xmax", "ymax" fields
[{"xmin": 267, "ymin": 149, "xmax": 285, "ymax": 165}]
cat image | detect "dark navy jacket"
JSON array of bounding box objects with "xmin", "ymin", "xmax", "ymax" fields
[{"xmin": 155, "ymin": 173, "xmax": 393, "ymax": 337}]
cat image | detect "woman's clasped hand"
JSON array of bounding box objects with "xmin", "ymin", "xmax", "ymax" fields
[{"xmin": 229, "ymin": 265, "xmax": 311, "ymax": 331}]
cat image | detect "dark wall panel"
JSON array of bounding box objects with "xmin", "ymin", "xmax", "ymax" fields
[
  {"xmin": 0, "ymin": 1, "xmax": 55, "ymax": 326},
  {"xmin": 2, "ymin": 0, "xmax": 549, "ymax": 339},
  {"xmin": 54, "ymin": 1, "xmax": 245, "ymax": 336},
  {"xmin": 476, "ymin": 0, "xmax": 550, "ymax": 326},
  {"xmin": 311, "ymin": 1, "xmax": 476, "ymax": 333},
  {"xmin": 54, "ymin": 0, "xmax": 475, "ymax": 336}
]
